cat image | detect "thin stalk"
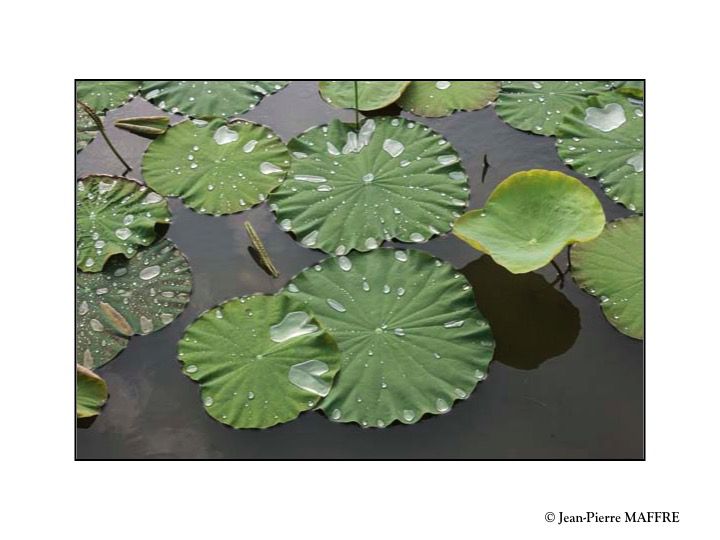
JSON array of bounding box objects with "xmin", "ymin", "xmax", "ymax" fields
[
  {"xmin": 550, "ymin": 259, "xmax": 565, "ymax": 289},
  {"xmin": 244, "ymin": 221, "xmax": 279, "ymax": 278},
  {"xmin": 78, "ymin": 100, "xmax": 132, "ymax": 172},
  {"xmin": 354, "ymin": 81, "xmax": 360, "ymax": 131}
]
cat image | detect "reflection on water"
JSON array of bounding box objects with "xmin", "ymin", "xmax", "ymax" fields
[{"xmin": 462, "ymin": 256, "xmax": 580, "ymax": 370}]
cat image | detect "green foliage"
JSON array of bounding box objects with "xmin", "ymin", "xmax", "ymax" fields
[
  {"xmin": 556, "ymin": 93, "xmax": 644, "ymax": 212},
  {"xmin": 76, "ymin": 80, "xmax": 140, "ymax": 112},
  {"xmin": 76, "ymin": 102, "xmax": 98, "ymax": 152},
  {"xmin": 613, "ymin": 81, "xmax": 644, "ymax": 99},
  {"xmin": 143, "ymin": 118, "xmax": 290, "ymax": 215},
  {"xmin": 76, "ymin": 239, "xmax": 192, "ymax": 368},
  {"xmin": 453, "ymin": 169, "xmax": 605, "ymax": 273},
  {"xmin": 178, "ymin": 295, "xmax": 341, "ymax": 429},
  {"xmin": 76, "ymin": 175, "xmax": 171, "ymax": 272},
  {"xmin": 571, "ymin": 217, "xmax": 644, "ymax": 339},
  {"xmin": 282, "ymin": 249, "xmax": 494, "ymax": 428},
  {"xmin": 397, "ymin": 81, "xmax": 499, "ymax": 117},
  {"xmin": 76, "ymin": 365, "xmax": 108, "ymax": 418},
  {"xmin": 270, "ymin": 117, "xmax": 469, "ymax": 254},
  {"xmin": 141, "ymin": 80, "xmax": 287, "ymax": 118},
  {"xmin": 495, "ymin": 80, "xmax": 612, "ymax": 136},
  {"xmin": 319, "ymin": 81, "xmax": 410, "ymax": 110}
]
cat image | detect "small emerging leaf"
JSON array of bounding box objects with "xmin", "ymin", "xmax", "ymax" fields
[
  {"xmin": 453, "ymin": 169, "xmax": 605, "ymax": 274},
  {"xmin": 76, "ymin": 365, "xmax": 108, "ymax": 418},
  {"xmin": 114, "ymin": 116, "xmax": 169, "ymax": 137}
]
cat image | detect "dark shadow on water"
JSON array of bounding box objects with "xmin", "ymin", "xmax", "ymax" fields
[
  {"xmin": 77, "ymin": 416, "xmax": 99, "ymax": 429},
  {"xmin": 461, "ymin": 256, "xmax": 580, "ymax": 370}
]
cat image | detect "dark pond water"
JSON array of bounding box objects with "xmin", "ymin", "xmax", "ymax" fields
[{"xmin": 76, "ymin": 81, "xmax": 643, "ymax": 459}]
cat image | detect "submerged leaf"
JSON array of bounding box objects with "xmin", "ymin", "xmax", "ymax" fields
[
  {"xmin": 319, "ymin": 81, "xmax": 410, "ymax": 110},
  {"xmin": 282, "ymin": 249, "xmax": 494, "ymax": 428},
  {"xmin": 556, "ymin": 93, "xmax": 644, "ymax": 213},
  {"xmin": 453, "ymin": 169, "xmax": 605, "ymax": 273},
  {"xmin": 571, "ymin": 216, "xmax": 644, "ymax": 339},
  {"xmin": 76, "ymin": 80, "xmax": 140, "ymax": 112},
  {"xmin": 495, "ymin": 80, "xmax": 612, "ymax": 136},
  {"xmin": 142, "ymin": 118, "xmax": 290, "ymax": 215},
  {"xmin": 178, "ymin": 295, "xmax": 341, "ymax": 429},
  {"xmin": 76, "ymin": 238, "xmax": 192, "ymax": 368},
  {"xmin": 141, "ymin": 80, "xmax": 287, "ymax": 118},
  {"xmin": 76, "ymin": 365, "xmax": 108, "ymax": 418},
  {"xmin": 114, "ymin": 116, "xmax": 169, "ymax": 137},
  {"xmin": 397, "ymin": 81, "xmax": 499, "ymax": 117},
  {"xmin": 76, "ymin": 175, "xmax": 171, "ymax": 272},
  {"xmin": 270, "ymin": 117, "xmax": 469, "ymax": 254}
]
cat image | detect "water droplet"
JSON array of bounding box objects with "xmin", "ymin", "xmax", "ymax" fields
[
  {"xmin": 270, "ymin": 311, "xmax": 319, "ymax": 342},
  {"xmin": 626, "ymin": 152, "xmax": 643, "ymax": 172},
  {"xmin": 403, "ymin": 410, "xmax": 415, "ymax": 422},
  {"xmin": 362, "ymin": 173, "xmax": 375, "ymax": 183},
  {"xmin": 294, "ymin": 174, "xmax": 327, "ymax": 183},
  {"xmin": 143, "ymin": 192, "xmax": 163, "ymax": 204},
  {"xmin": 338, "ymin": 256, "xmax": 352, "ymax": 271},
  {"xmin": 260, "ymin": 162, "xmax": 283, "ymax": 175},
  {"xmin": 203, "ymin": 396, "xmax": 214, "ymax": 407},
  {"xmin": 213, "ymin": 125, "xmax": 239, "ymax": 145},
  {"xmin": 280, "ymin": 218, "xmax": 292, "ymax": 231},
  {"xmin": 248, "ymin": 391, "xmax": 255, "ymax": 400},
  {"xmin": 436, "ymin": 398, "xmax": 450, "ymax": 413},
  {"xmin": 584, "ymin": 103, "xmax": 627, "ymax": 132},
  {"xmin": 243, "ymin": 139, "xmax": 258, "ymax": 153},
  {"xmin": 123, "ymin": 214, "xmax": 134, "ymax": 226},
  {"xmin": 394, "ymin": 328, "xmax": 406, "ymax": 336},
  {"xmin": 433, "ymin": 352, "xmax": 441, "ymax": 359},
  {"xmin": 435, "ymin": 81, "xmax": 451, "ymax": 90},
  {"xmin": 185, "ymin": 364, "xmax": 198, "ymax": 374},
  {"xmin": 474, "ymin": 369, "xmax": 487, "ymax": 380},
  {"xmin": 84, "ymin": 257, "xmax": 95, "ymax": 268},
  {"xmin": 365, "ymin": 237, "xmax": 379, "ymax": 250},
  {"xmin": 287, "ymin": 283, "xmax": 299, "ymax": 293},
  {"xmin": 140, "ymin": 316, "xmax": 153, "ymax": 334},
  {"xmin": 288, "ymin": 360, "xmax": 330, "ymax": 396},
  {"xmin": 331, "ymin": 409, "xmax": 342, "ymax": 420},
  {"xmin": 301, "ymin": 230, "xmax": 319, "ymax": 247},
  {"xmin": 454, "ymin": 388, "xmax": 467, "ymax": 398},
  {"xmin": 382, "ymin": 138, "xmax": 405, "ymax": 157},
  {"xmin": 409, "ymin": 232, "xmax": 424, "ymax": 243},
  {"xmin": 327, "ymin": 141, "xmax": 340, "ymax": 155},
  {"xmin": 292, "ymin": 151, "xmax": 308, "ymax": 159},
  {"xmin": 394, "ymin": 250, "xmax": 408, "ymax": 262},
  {"xmin": 89, "ymin": 319, "xmax": 104, "ymax": 332},
  {"xmin": 326, "ymin": 298, "xmax": 346, "ymax": 312},
  {"xmin": 115, "ymin": 227, "xmax": 132, "ymax": 240},
  {"xmin": 396, "ymin": 287, "xmax": 405, "ymax": 297},
  {"xmin": 383, "ymin": 284, "xmax": 391, "ymax": 294},
  {"xmin": 362, "ymin": 280, "xmax": 370, "ymax": 292},
  {"xmin": 139, "ymin": 265, "xmax": 161, "ymax": 280},
  {"xmin": 437, "ymin": 155, "xmax": 458, "ymax": 165},
  {"xmin": 532, "ymin": 81, "xmax": 543, "ymax": 89},
  {"xmin": 443, "ymin": 320, "xmax": 465, "ymax": 328}
]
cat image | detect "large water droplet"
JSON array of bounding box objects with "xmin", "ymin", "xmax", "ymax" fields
[
  {"xmin": 382, "ymin": 138, "xmax": 405, "ymax": 157},
  {"xmin": 437, "ymin": 155, "xmax": 458, "ymax": 165},
  {"xmin": 403, "ymin": 410, "xmax": 415, "ymax": 422},
  {"xmin": 213, "ymin": 125, "xmax": 239, "ymax": 145},
  {"xmin": 326, "ymin": 298, "xmax": 346, "ymax": 312},
  {"xmin": 270, "ymin": 311, "xmax": 319, "ymax": 343},
  {"xmin": 436, "ymin": 398, "xmax": 450, "ymax": 413},
  {"xmin": 435, "ymin": 81, "xmax": 451, "ymax": 90},
  {"xmin": 394, "ymin": 250, "xmax": 408, "ymax": 262},
  {"xmin": 338, "ymin": 256, "xmax": 352, "ymax": 271},
  {"xmin": 139, "ymin": 265, "xmax": 161, "ymax": 280},
  {"xmin": 301, "ymin": 230, "xmax": 319, "ymax": 247},
  {"xmin": 443, "ymin": 320, "xmax": 465, "ymax": 328},
  {"xmin": 89, "ymin": 319, "xmax": 104, "ymax": 332},
  {"xmin": 260, "ymin": 162, "xmax": 283, "ymax": 175},
  {"xmin": 140, "ymin": 316, "xmax": 153, "ymax": 334},
  {"xmin": 280, "ymin": 219, "xmax": 292, "ymax": 231},
  {"xmin": 288, "ymin": 360, "xmax": 330, "ymax": 396},
  {"xmin": 294, "ymin": 174, "xmax": 327, "ymax": 183},
  {"xmin": 626, "ymin": 151, "xmax": 643, "ymax": 172},
  {"xmin": 243, "ymin": 139, "xmax": 258, "ymax": 153},
  {"xmin": 365, "ymin": 237, "xmax": 379, "ymax": 250},
  {"xmin": 115, "ymin": 227, "xmax": 132, "ymax": 240},
  {"xmin": 584, "ymin": 103, "xmax": 627, "ymax": 132}
]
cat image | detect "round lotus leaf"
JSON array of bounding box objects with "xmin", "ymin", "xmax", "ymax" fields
[
  {"xmin": 76, "ymin": 175, "xmax": 171, "ymax": 272},
  {"xmin": 142, "ymin": 118, "xmax": 290, "ymax": 215},
  {"xmin": 76, "ymin": 102, "xmax": 98, "ymax": 152},
  {"xmin": 556, "ymin": 93, "xmax": 644, "ymax": 213},
  {"xmin": 571, "ymin": 216, "xmax": 644, "ymax": 339},
  {"xmin": 141, "ymin": 80, "xmax": 288, "ymax": 118},
  {"xmin": 270, "ymin": 117, "xmax": 469, "ymax": 255},
  {"xmin": 281, "ymin": 249, "xmax": 494, "ymax": 428},
  {"xmin": 453, "ymin": 169, "xmax": 605, "ymax": 274},
  {"xmin": 76, "ymin": 238, "xmax": 192, "ymax": 369},
  {"xmin": 397, "ymin": 81, "xmax": 499, "ymax": 117},
  {"xmin": 178, "ymin": 295, "xmax": 341, "ymax": 429},
  {"xmin": 495, "ymin": 80, "xmax": 612, "ymax": 136},
  {"xmin": 76, "ymin": 365, "xmax": 108, "ymax": 418},
  {"xmin": 319, "ymin": 81, "xmax": 410, "ymax": 111},
  {"xmin": 76, "ymin": 80, "xmax": 140, "ymax": 112}
]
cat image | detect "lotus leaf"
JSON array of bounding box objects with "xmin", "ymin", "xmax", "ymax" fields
[
  {"xmin": 397, "ymin": 81, "xmax": 499, "ymax": 117},
  {"xmin": 319, "ymin": 81, "xmax": 410, "ymax": 110}
]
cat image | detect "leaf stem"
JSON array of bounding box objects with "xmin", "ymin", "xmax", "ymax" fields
[
  {"xmin": 78, "ymin": 100, "xmax": 132, "ymax": 173},
  {"xmin": 354, "ymin": 81, "xmax": 360, "ymax": 131},
  {"xmin": 550, "ymin": 259, "xmax": 565, "ymax": 289}
]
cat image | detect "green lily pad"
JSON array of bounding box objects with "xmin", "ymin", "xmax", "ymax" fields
[
  {"xmin": 76, "ymin": 102, "xmax": 98, "ymax": 152},
  {"xmin": 556, "ymin": 93, "xmax": 644, "ymax": 213},
  {"xmin": 178, "ymin": 295, "xmax": 341, "ymax": 429},
  {"xmin": 76, "ymin": 365, "xmax": 108, "ymax": 418},
  {"xmin": 141, "ymin": 80, "xmax": 288, "ymax": 118},
  {"xmin": 453, "ymin": 169, "xmax": 605, "ymax": 274},
  {"xmin": 76, "ymin": 238, "xmax": 192, "ymax": 369},
  {"xmin": 281, "ymin": 249, "xmax": 494, "ymax": 428},
  {"xmin": 76, "ymin": 175, "xmax": 172, "ymax": 272},
  {"xmin": 319, "ymin": 81, "xmax": 410, "ymax": 110},
  {"xmin": 76, "ymin": 80, "xmax": 140, "ymax": 112},
  {"xmin": 397, "ymin": 81, "xmax": 499, "ymax": 117},
  {"xmin": 270, "ymin": 117, "xmax": 469, "ymax": 255},
  {"xmin": 612, "ymin": 81, "xmax": 644, "ymax": 99},
  {"xmin": 142, "ymin": 118, "xmax": 290, "ymax": 215},
  {"xmin": 495, "ymin": 80, "xmax": 612, "ymax": 136},
  {"xmin": 571, "ymin": 216, "xmax": 644, "ymax": 339}
]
